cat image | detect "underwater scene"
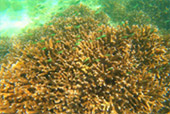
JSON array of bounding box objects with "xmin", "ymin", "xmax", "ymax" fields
[{"xmin": 0, "ymin": 0, "xmax": 169, "ymax": 113}]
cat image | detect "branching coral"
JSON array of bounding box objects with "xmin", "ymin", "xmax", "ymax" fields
[
  {"xmin": 0, "ymin": 36, "xmax": 14, "ymax": 63},
  {"xmin": 100, "ymin": 0, "xmax": 128, "ymax": 24},
  {"xmin": 100, "ymin": 0, "xmax": 170, "ymax": 31},
  {"xmin": 126, "ymin": 0, "xmax": 170, "ymax": 30},
  {"xmin": 0, "ymin": 4, "xmax": 169, "ymax": 114},
  {"xmin": 17, "ymin": 3, "xmax": 109, "ymax": 46},
  {"xmin": 126, "ymin": 10, "xmax": 152, "ymax": 26}
]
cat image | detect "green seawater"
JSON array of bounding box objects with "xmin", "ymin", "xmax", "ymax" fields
[
  {"xmin": 0, "ymin": 0, "xmax": 169, "ymax": 113},
  {"xmin": 0, "ymin": 0, "xmax": 59, "ymax": 36},
  {"xmin": 0, "ymin": 0, "xmax": 170, "ymax": 37}
]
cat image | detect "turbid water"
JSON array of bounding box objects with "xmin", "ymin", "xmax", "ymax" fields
[{"xmin": 0, "ymin": 0, "xmax": 169, "ymax": 113}]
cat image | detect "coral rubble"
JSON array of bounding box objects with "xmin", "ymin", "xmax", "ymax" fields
[{"xmin": 0, "ymin": 4, "xmax": 169, "ymax": 114}]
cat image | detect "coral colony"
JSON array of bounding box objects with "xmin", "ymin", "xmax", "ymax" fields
[{"xmin": 0, "ymin": 5, "xmax": 169, "ymax": 114}]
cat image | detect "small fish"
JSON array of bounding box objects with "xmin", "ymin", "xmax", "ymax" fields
[
  {"xmin": 122, "ymin": 36, "xmax": 128, "ymax": 39},
  {"xmin": 165, "ymin": 20, "xmax": 170, "ymax": 23},
  {"xmin": 40, "ymin": 40, "xmax": 45, "ymax": 42},
  {"xmin": 159, "ymin": 67, "xmax": 163, "ymax": 71},
  {"xmin": 133, "ymin": 4, "xmax": 139, "ymax": 8},
  {"xmin": 101, "ymin": 34, "xmax": 106, "ymax": 38},
  {"xmin": 146, "ymin": 19, "xmax": 150, "ymax": 22},
  {"xmin": 47, "ymin": 58, "xmax": 52, "ymax": 62},
  {"xmin": 150, "ymin": 29, "xmax": 155, "ymax": 33},
  {"xmin": 32, "ymin": 41, "xmax": 37, "ymax": 44},
  {"xmin": 150, "ymin": 54, "xmax": 154, "ymax": 57},
  {"xmin": 108, "ymin": 67, "xmax": 114, "ymax": 70},
  {"xmin": 127, "ymin": 71, "xmax": 131, "ymax": 74},
  {"xmin": 98, "ymin": 30, "xmax": 103, "ymax": 32},
  {"xmin": 121, "ymin": 21, "xmax": 125, "ymax": 25},
  {"xmin": 56, "ymin": 40, "xmax": 61, "ymax": 43},
  {"xmin": 86, "ymin": 63, "xmax": 90, "ymax": 66},
  {"xmin": 42, "ymin": 47, "xmax": 47, "ymax": 50},
  {"xmin": 98, "ymin": 23, "xmax": 102, "ymax": 26},
  {"xmin": 58, "ymin": 7, "xmax": 64, "ymax": 10},
  {"xmin": 84, "ymin": 57, "xmax": 90, "ymax": 63},
  {"xmin": 74, "ymin": 0, "xmax": 80, "ymax": 5},
  {"xmin": 58, "ymin": 50, "xmax": 63, "ymax": 54},
  {"xmin": 67, "ymin": 24, "xmax": 72, "ymax": 26},
  {"xmin": 74, "ymin": 25, "xmax": 80, "ymax": 29},
  {"xmin": 74, "ymin": 11, "xmax": 79, "ymax": 16},
  {"xmin": 95, "ymin": 7, "xmax": 102, "ymax": 14},
  {"xmin": 89, "ymin": 40, "xmax": 93, "ymax": 42},
  {"xmin": 48, "ymin": 23, "xmax": 53, "ymax": 25},
  {"xmin": 129, "ymin": 33, "xmax": 135, "ymax": 37},
  {"xmin": 95, "ymin": 10, "xmax": 101, "ymax": 14},
  {"xmin": 76, "ymin": 35, "xmax": 81, "ymax": 38},
  {"xmin": 28, "ymin": 33, "xmax": 33, "ymax": 36},
  {"xmin": 96, "ymin": 37, "xmax": 101, "ymax": 40},
  {"xmin": 51, "ymin": 34, "xmax": 55, "ymax": 36},
  {"xmin": 39, "ymin": 24, "xmax": 43, "ymax": 26},
  {"xmin": 58, "ymin": 13, "xmax": 64, "ymax": 16},
  {"xmin": 105, "ymin": 54, "xmax": 111, "ymax": 56},
  {"xmin": 77, "ymin": 39, "xmax": 83, "ymax": 42},
  {"xmin": 75, "ymin": 42, "xmax": 80, "ymax": 46},
  {"xmin": 95, "ymin": 59, "xmax": 100, "ymax": 62},
  {"xmin": 148, "ymin": 4, "xmax": 152, "ymax": 7},
  {"xmin": 72, "ymin": 47, "xmax": 76, "ymax": 50}
]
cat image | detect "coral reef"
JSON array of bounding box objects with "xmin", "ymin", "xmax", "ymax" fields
[
  {"xmin": 158, "ymin": 30, "xmax": 170, "ymax": 114},
  {"xmin": 99, "ymin": 0, "xmax": 170, "ymax": 31},
  {"xmin": 0, "ymin": 36, "xmax": 13, "ymax": 63},
  {"xmin": 126, "ymin": 10, "xmax": 152, "ymax": 26},
  {"xmin": 100, "ymin": 0, "xmax": 128, "ymax": 24},
  {"xmin": 16, "ymin": 4, "xmax": 109, "ymax": 45},
  {"xmin": 126, "ymin": 0, "xmax": 170, "ymax": 30},
  {"xmin": 0, "ymin": 4, "xmax": 169, "ymax": 114}
]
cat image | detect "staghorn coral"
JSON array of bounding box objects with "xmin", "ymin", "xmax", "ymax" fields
[
  {"xmin": 126, "ymin": 10, "xmax": 152, "ymax": 26},
  {"xmin": 16, "ymin": 3, "xmax": 109, "ymax": 46},
  {"xmin": 0, "ymin": 38, "xmax": 9, "ymax": 61},
  {"xmin": 126, "ymin": 0, "xmax": 170, "ymax": 30},
  {"xmin": 100, "ymin": 0, "xmax": 128, "ymax": 24},
  {"xmin": 0, "ymin": 5, "xmax": 169, "ymax": 114},
  {"xmin": 0, "ymin": 36, "xmax": 15, "ymax": 63},
  {"xmin": 158, "ymin": 30, "xmax": 170, "ymax": 114},
  {"xmin": 99, "ymin": 0, "xmax": 170, "ymax": 31}
]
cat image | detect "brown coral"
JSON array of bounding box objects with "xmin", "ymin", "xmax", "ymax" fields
[
  {"xmin": 0, "ymin": 4, "xmax": 169, "ymax": 114},
  {"xmin": 0, "ymin": 36, "xmax": 12, "ymax": 63}
]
